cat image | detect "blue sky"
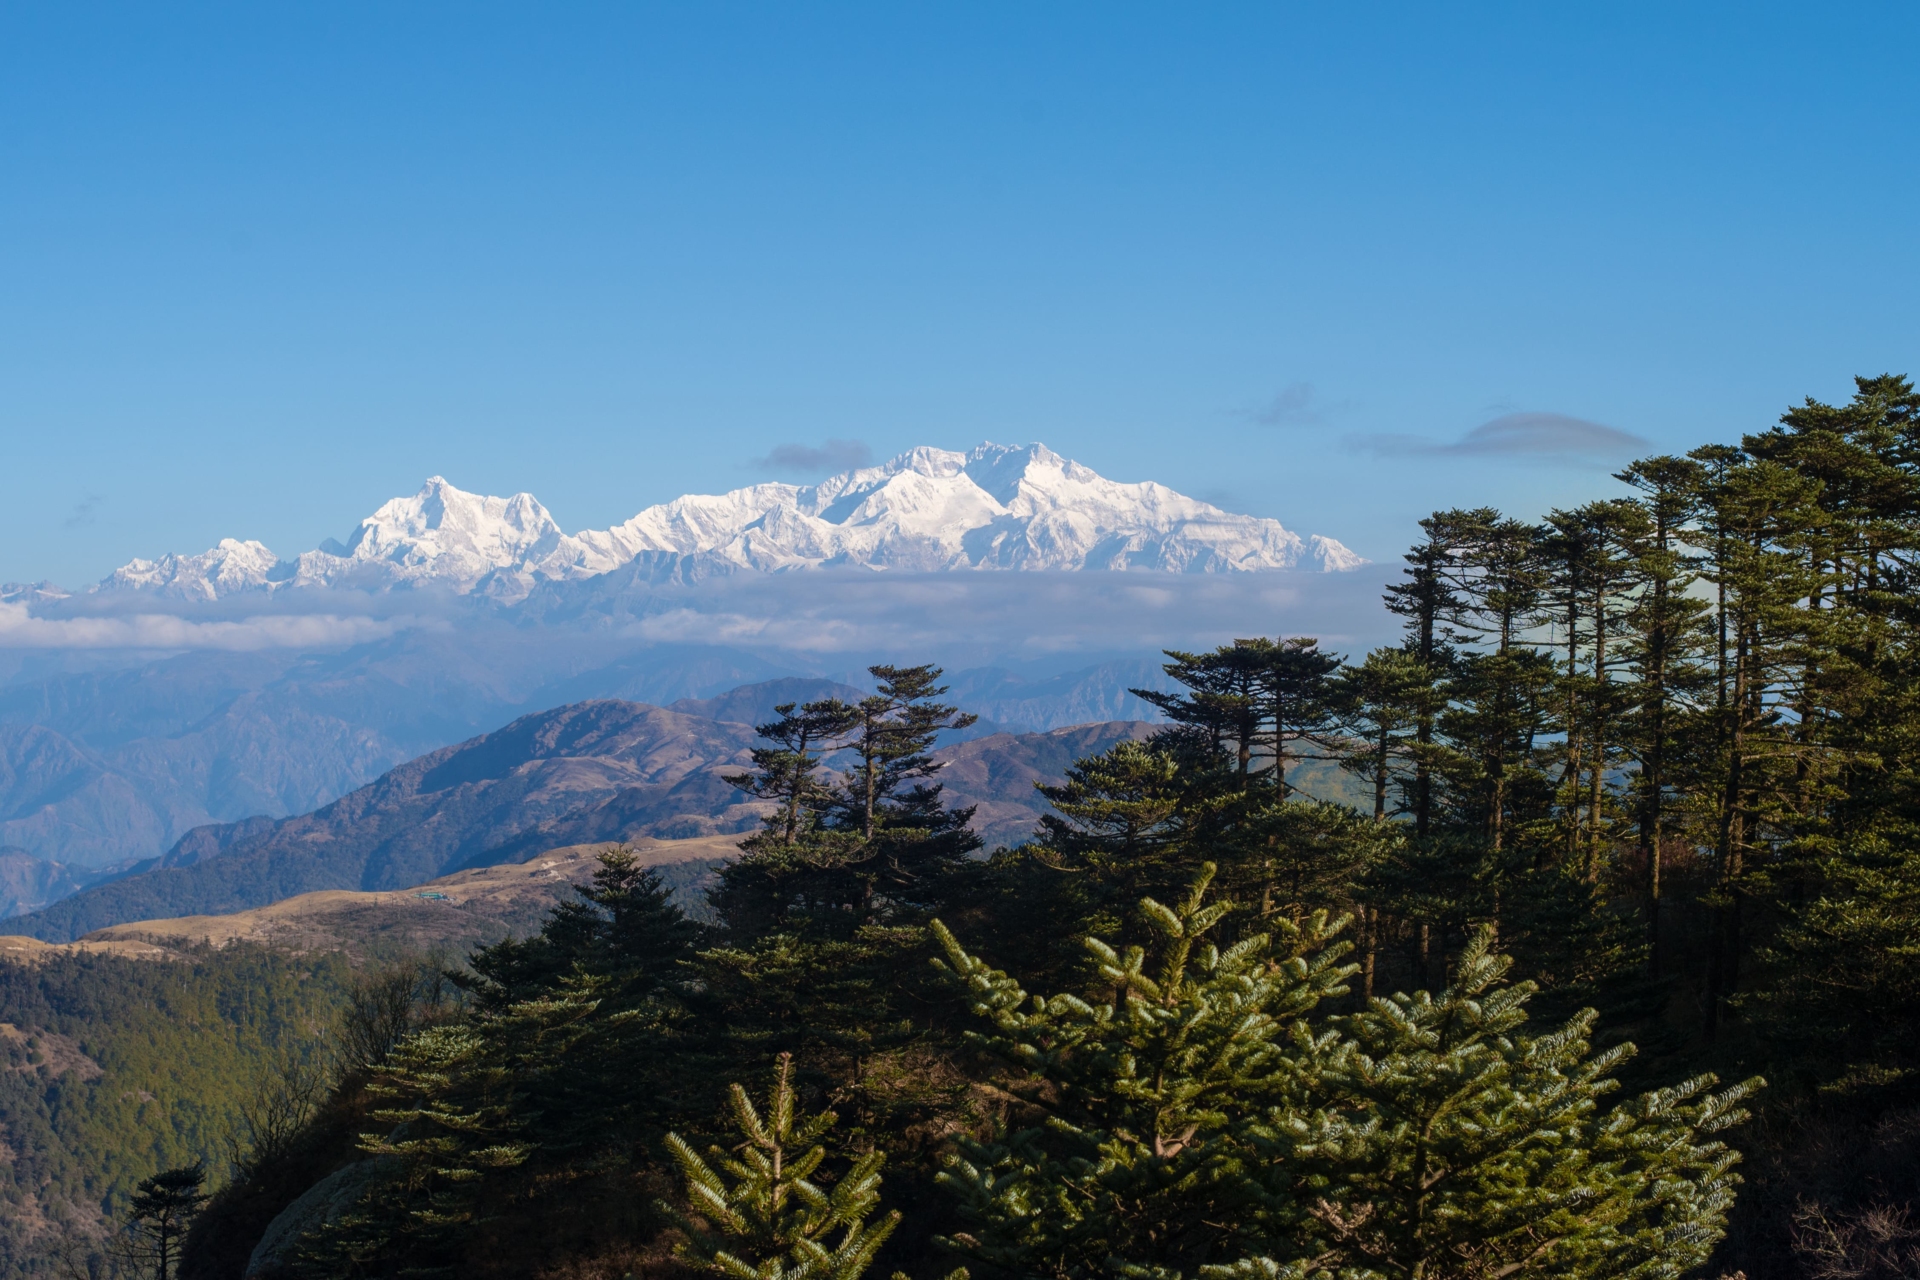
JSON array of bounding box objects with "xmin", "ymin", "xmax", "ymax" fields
[{"xmin": 4, "ymin": 3, "xmax": 1916, "ymax": 587}]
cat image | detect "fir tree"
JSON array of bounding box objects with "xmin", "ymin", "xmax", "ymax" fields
[
  {"xmin": 930, "ymin": 864, "xmax": 1358, "ymax": 1277},
  {"xmin": 118, "ymin": 1163, "xmax": 208, "ymax": 1280},
  {"xmin": 1295, "ymin": 928, "xmax": 1761, "ymax": 1279},
  {"xmin": 462, "ymin": 845, "xmax": 703, "ymax": 1010},
  {"xmin": 714, "ymin": 699, "xmax": 865, "ymax": 934},
  {"xmin": 1614, "ymin": 455, "xmax": 1712, "ymax": 972},
  {"xmin": 1331, "ymin": 647, "xmax": 1435, "ymax": 823},
  {"xmin": 933, "ymin": 876, "xmax": 1761, "ymax": 1280},
  {"xmin": 1134, "ymin": 643, "xmax": 1273, "ymax": 784},
  {"xmin": 659, "ymin": 1053, "xmax": 954, "ymax": 1280},
  {"xmin": 719, "ymin": 665, "xmax": 980, "ymax": 930},
  {"xmin": 1027, "ymin": 738, "xmax": 1196, "ymax": 947}
]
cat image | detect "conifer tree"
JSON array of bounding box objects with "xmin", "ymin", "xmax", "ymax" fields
[
  {"xmin": 1258, "ymin": 638, "xmax": 1344, "ymax": 794},
  {"xmin": 660, "ymin": 1053, "xmax": 952, "ymax": 1280},
  {"xmin": 118, "ymin": 1163, "xmax": 208, "ymax": 1280},
  {"xmin": 1133, "ymin": 639, "xmax": 1343, "ymax": 793},
  {"xmin": 1027, "ymin": 738, "xmax": 1196, "ymax": 946},
  {"xmin": 463, "ymin": 845, "xmax": 702, "ymax": 1009},
  {"xmin": 933, "ymin": 875, "xmax": 1761, "ymax": 1280},
  {"xmin": 1331, "ymin": 647, "xmax": 1435, "ymax": 822},
  {"xmin": 930, "ymin": 864, "xmax": 1358, "ymax": 1276},
  {"xmin": 1615, "ymin": 455, "xmax": 1711, "ymax": 970},
  {"xmin": 1686, "ymin": 446, "xmax": 1824, "ymax": 1034},
  {"xmin": 1278, "ymin": 928, "xmax": 1762, "ymax": 1279},
  {"xmin": 714, "ymin": 699, "xmax": 864, "ymax": 933},
  {"xmin": 1134, "ymin": 644, "xmax": 1273, "ymax": 783},
  {"xmin": 1540, "ymin": 500, "xmax": 1644, "ymax": 879},
  {"xmin": 731, "ymin": 700, "xmax": 861, "ymax": 846},
  {"xmin": 1383, "ymin": 510, "xmax": 1481, "ymax": 837},
  {"xmin": 715, "ymin": 666, "xmax": 980, "ymax": 930}
]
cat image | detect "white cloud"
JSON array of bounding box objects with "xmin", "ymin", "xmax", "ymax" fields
[
  {"xmin": 606, "ymin": 569, "xmax": 1401, "ymax": 660},
  {"xmin": 1349, "ymin": 411, "xmax": 1650, "ymax": 460},
  {"xmin": 0, "ymin": 603, "xmax": 425, "ymax": 651}
]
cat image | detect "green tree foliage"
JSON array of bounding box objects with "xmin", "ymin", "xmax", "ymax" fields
[
  {"xmin": 115, "ymin": 1163, "xmax": 209, "ymax": 1280},
  {"xmin": 930, "ymin": 865, "xmax": 1356, "ymax": 1277},
  {"xmin": 931, "ymin": 868, "xmax": 1759, "ymax": 1280},
  {"xmin": 459, "ymin": 845, "xmax": 703, "ymax": 1011},
  {"xmin": 176, "ymin": 370, "xmax": 1920, "ymax": 1280},
  {"xmin": 0, "ymin": 947, "xmax": 351, "ymax": 1278},
  {"xmin": 660, "ymin": 1053, "xmax": 902, "ymax": 1280},
  {"xmin": 714, "ymin": 665, "xmax": 980, "ymax": 932}
]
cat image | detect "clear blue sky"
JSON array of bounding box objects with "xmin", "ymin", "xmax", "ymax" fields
[{"xmin": 4, "ymin": 3, "xmax": 1915, "ymax": 587}]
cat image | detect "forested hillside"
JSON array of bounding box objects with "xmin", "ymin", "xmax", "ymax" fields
[
  {"xmin": 0, "ymin": 948, "xmax": 351, "ymax": 1276},
  {"xmin": 53, "ymin": 375, "xmax": 1920, "ymax": 1279}
]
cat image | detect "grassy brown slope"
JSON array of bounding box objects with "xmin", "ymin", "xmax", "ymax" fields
[{"xmin": 71, "ymin": 837, "xmax": 735, "ymax": 960}]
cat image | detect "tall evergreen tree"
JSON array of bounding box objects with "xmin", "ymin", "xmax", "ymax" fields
[
  {"xmin": 659, "ymin": 1053, "xmax": 909, "ymax": 1280},
  {"xmin": 716, "ymin": 666, "xmax": 981, "ymax": 930},
  {"xmin": 118, "ymin": 1164, "xmax": 209, "ymax": 1280},
  {"xmin": 1615, "ymin": 455, "xmax": 1712, "ymax": 971},
  {"xmin": 1332, "ymin": 647, "xmax": 1435, "ymax": 822},
  {"xmin": 931, "ymin": 871, "xmax": 1761, "ymax": 1280},
  {"xmin": 827, "ymin": 664, "xmax": 981, "ymax": 918}
]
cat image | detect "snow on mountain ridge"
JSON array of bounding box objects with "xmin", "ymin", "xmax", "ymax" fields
[{"xmin": 93, "ymin": 443, "xmax": 1365, "ymax": 600}]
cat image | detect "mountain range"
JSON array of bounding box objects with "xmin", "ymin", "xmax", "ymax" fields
[
  {"xmin": 0, "ymin": 444, "xmax": 1386, "ymax": 876},
  {"xmin": 72, "ymin": 443, "xmax": 1363, "ymax": 601},
  {"xmin": 11, "ymin": 689, "xmax": 1156, "ymax": 939}
]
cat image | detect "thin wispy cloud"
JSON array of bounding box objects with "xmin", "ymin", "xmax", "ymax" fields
[
  {"xmin": 1251, "ymin": 382, "xmax": 1325, "ymax": 427},
  {"xmin": 0, "ymin": 602, "xmax": 425, "ymax": 651},
  {"xmin": 623, "ymin": 568, "xmax": 1401, "ymax": 659},
  {"xmin": 0, "ymin": 567, "xmax": 1404, "ymax": 662},
  {"xmin": 749, "ymin": 439, "xmax": 873, "ymax": 474},
  {"xmin": 1348, "ymin": 411, "xmax": 1649, "ymax": 461},
  {"xmin": 64, "ymin": 495, "xmax": 104, "ymax": 529}
]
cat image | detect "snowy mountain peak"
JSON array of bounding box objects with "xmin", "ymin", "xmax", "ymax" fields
[
  {"xmin": 100, "ymin": 538, "xmax": 287, "ymax": 601},
  {"xmin": 321, "ymin": 477, "xmax": 567, "ymax": 574},
  {"xmin": 93, "ymin": 443, "xmax": 1366, "ymax": 600}
]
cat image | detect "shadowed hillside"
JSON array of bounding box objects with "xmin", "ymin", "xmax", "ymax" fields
[{"xmin": 13, "ymin": 699, "xmax": 1158, "ymax": 941}]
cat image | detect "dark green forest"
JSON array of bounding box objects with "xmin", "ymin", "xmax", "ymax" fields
[
  {"xmin": 28, "ymin": 374, "xmax": 1920, "ymax": 1278},
  {"xmin": 0, "ymin": 948, "xmax": 352, "ymax": 1276}
]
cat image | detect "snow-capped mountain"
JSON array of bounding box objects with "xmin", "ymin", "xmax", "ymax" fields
[{"xmin": 95, "ymin": 443, "xmax": 1366, "ymax": 601}]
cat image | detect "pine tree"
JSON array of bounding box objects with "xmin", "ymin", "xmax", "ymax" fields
[
  {"xmin": 930, "ymin": 864, "xmax": 1358, "ymax": 1277},
  {"xmin": 1686, "ymin": 445, "xmax": 1824, "ymax": 1036},
  {"xmin": 932, "ymin": 874, "xmax": 1759, "ymax": 1280},
  {"xmin": 117, "ymin": 1163, "xmax": 208, "ymax": 1280},
  {"xmin": 463, "ymin": 845, "xmax": 703, "ymax": 1010},
  {"xmin": 1258, "ymin": 638, "xmax": 1344, "ymax": 794},
  {"xmin": 715, "ymin": 666, "xmax": 981, "ymax": 931},
  {"xmin": 714, "ymin": 699, "xmax": 865, "ymax": 934},
  {"xmin": 1026, "ymin": 738, "xmax": 1196, "ymax": 948},
  {"xmin": 1331, "ymin": 647, "xmax": 1435, "ymax": 823},
  {"xmin": 1383, "ymin": 510, "xmax": 1482, "ymax": 838},
  {"xmin": 1293, "ymin": 928, "xmax": 1761, "ymax": 1279},
  {"xmin": 1134, "ymin": 644, "xmax": 1273, "ymax": 784},
  {"xmin": 1133, "ymin": 639, "xmax": 1343, "ymax": 793},
  {"xmin": 1540, "ymin": 500, "xmax": 1644, "ymax": 880},
  {"xmin": 659, "ymin": 1053, "xmax": 950, "ymax": 1280},
  {"xmin": 1615, "ymin": 455, "xmax": 1712, "ymax": 972},
  {"xmin": 731, "ymin": 700, "xmax": 862, "ymax": 846}
]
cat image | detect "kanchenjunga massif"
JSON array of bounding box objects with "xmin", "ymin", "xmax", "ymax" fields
[{"xmin": 44, "ymin": 374, "xmax": 1920, "ymax": 1280}]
